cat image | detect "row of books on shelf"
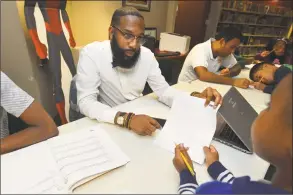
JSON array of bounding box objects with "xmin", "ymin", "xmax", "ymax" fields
[
  {"xmin": 222, "ymin": 0, "xmax": 292, "ymax": 16},
  {"xmin": 220, "ymin": 12, "xmax": 290, "ymax": 26},
  {"xmin": 237, "ymin": 47, "xmax": 263, "ymax": 57},
  {"xmin": 246, "ymin": 37, "xmax": 267, "ymax": 46},
  {"xmin": 218, "ymin": 24, "xmax": 287, "ymax": 37}
]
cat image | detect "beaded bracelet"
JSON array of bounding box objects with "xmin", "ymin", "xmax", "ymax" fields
[
  {"xmin": 125, "ymin": 113, "xmax": 134, "ymax": 128},
  {"xmin": 127, "ymin": 113, "xmax": 135, "ymax": 130}
]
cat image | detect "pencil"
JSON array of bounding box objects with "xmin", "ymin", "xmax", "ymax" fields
[
  {"xmin": 174, "ymin": 142, "xmax": 195, "ymax": 176},
  {"xmin": 267, "ymin": 49, "xmax": 275, "ymax": 55},
  {"xmin": 259, "ymin": 76, "xmax": 264, "ymax": 83}
]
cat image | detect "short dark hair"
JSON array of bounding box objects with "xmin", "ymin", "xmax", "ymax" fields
[
  {"xmin": 110, "ymin": 6, "xmax": 144, "ymax": 27},
  {"xmin": 215, "ymin": 27, "xmax": 244, "ymax": 43},
  {"xmin": 249, "ymin": 62, "xmax": 275, "ymax": 81}
]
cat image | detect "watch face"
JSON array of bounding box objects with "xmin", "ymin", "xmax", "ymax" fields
[{"xmin": 118, "ymin": 116, "xmax": 124, "ymax": 125}]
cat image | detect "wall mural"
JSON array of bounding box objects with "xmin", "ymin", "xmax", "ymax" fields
[{"xmin": 24, "ymin": 0, "xmax": 76, "ymax": 124}]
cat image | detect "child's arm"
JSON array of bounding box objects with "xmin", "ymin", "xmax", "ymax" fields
[
  {"xmin": 263, "ymin": 85, "xmax": 275, "ymax": 94},
  {"xmin": 173, "ymin": 144, "xmax": 199, "ymax": 194},
  {"xmin": 178, "ymin": 170, "xmax": 199, "ymax": 194},
  {"xmin": 207, "ymin": 161, "xmax": 235, "ymax": 184},
  {"xmin": 204, "ymin": 146, "xmax": 235, "ymax": 184}
]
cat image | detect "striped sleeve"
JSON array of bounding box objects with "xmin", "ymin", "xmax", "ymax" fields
[
  {"xmin": 178, "ymin": 169, "xmax": 198, "ymax": 194},
  {"xmin": 0, "ymin": 72, "xmax": 34, "ymax": 117},
  {"xmin": 207, "ymin": 161, "xmax": 235, "ymax": 184}
]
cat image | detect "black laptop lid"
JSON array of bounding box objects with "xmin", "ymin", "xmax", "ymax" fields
[{"xmin": 218, "ymin": 87, "xmax": 258, "ymax": 152}]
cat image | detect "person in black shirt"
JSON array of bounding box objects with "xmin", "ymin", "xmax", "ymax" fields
[
  {"xmin": 254, "ymin": 38, "xmax": 292, "ymax": 65},
  {"xmin": 249, "ymin": 62, "xmax": 291, "ymax": 94}
]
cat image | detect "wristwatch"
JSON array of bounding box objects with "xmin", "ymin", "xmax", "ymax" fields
[{"xmin": 117, "ymin": 116, "xmax": 124, "ymax": 126}]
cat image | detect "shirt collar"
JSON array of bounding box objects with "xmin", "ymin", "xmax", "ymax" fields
[{"xmin": 209, "ymin": 38, "xmax": 216, "ymax": 60}]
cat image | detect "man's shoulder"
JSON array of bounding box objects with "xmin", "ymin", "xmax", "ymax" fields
[
  {"xmin": 140, "ymin": 46, "xmax": 154, "ymax": 56},
  {"xmin": 139, "ymin": 46, "xmax": 156, "ymax": 62},
  {"xmin": 189, "ymin": 40, "xmax": 210, "ymax": 55},
  {"xmin": 82, "ymin": 40, "xmax": 110, "ymax": 55}
]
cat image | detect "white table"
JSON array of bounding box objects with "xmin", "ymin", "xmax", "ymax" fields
[{"xmin": 57, "ymin": 68, "xmax": 271, "ymax": 193}]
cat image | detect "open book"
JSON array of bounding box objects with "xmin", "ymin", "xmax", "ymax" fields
[{"xmin": 1, "ymin": 126, "xmax": 130, "ymax": 194}]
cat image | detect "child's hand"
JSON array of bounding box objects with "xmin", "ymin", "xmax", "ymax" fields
[
  {"xmin": 252, "ymin": 60, "xmax": 262, "ymax": 64},
  {"xmin": 260, "ymin": 51, "xmax": 271, "ymax": 57},
  {"xmin": 203, "ymin": 145, "xmax": 219, "ymax": 167},
  {"xmin": 251, "ymin": 82, "xmax": 266, "ymax": 91},
  {"xmin": 219, "ymin": 68, "xmax": 230, "ymax": 77},
  {"xmin": 173, "ymin": 144, "xmax": 193, "ymax": 173}
]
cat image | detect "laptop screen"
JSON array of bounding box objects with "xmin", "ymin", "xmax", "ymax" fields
[{"xmin": 218, "ymin": 87, "xmax": 258, "ymax": 151}]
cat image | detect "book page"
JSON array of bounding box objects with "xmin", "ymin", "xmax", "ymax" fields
[
  {"xmin": 47, "ymin": 126, "xmax": 130, "ymax": 191},
  {"xmin": 1, "ymin": 142, "xmax": 68, "ymax": 194},
  {"xmin": 155, "ymin": 94, "xmax": 218, "ymax": 164}
]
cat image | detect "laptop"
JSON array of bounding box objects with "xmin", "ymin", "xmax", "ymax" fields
[
  {"xmin": 213, "ymin": 87, "xmax": 258, "ymax": 154},
  {"xmin": 155, "ymin": 51, "xmax": 181, "ymax": 57}
]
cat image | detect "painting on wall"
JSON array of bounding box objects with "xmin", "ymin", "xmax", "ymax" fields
[
  {"xmin": 145, "ymin": 27, "xmax": 157, "ymax": 39},
  {"xmin": 122, "ymin": 0, "xmax": 151, "ymax": 12}
]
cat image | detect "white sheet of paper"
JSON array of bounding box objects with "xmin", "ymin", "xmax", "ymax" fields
[
  {"xmin": 155, "ymin": 94, "xmax": 218, "ymax": 164},
  {"xmin": 245, "ymin": 64, "xmax": 255, "ymax": 69}
]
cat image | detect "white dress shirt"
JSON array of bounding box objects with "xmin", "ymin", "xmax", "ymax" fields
[
  {"xmin": 76, "ymin": 40, "xmax": 185, "ymax": 124},
  {"xmin": 178, "ymin": 38, "xmax": 237, "ymax": 83}
]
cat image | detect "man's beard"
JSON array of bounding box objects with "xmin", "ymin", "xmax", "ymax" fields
[{"xmin": 111, "ymin": 34, "xmax": 141, "ymax": 69}]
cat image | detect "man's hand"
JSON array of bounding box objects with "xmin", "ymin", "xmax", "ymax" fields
[
  {"xmin": 233, "ymin": 78, "xmax": 252, "ymax": 89},
  {"xmin": 251, "ymin": 82, "xmax": 266, "ymax": 91},
  {"xmin": 129, "ymin": 115, "xmax": 160, "ymax": 136},
  {"xmin": 203, "ymin": 145, "xmax": 219, "ymax": 168},
  {"xmin": 219, "ymin": 68, "xmax": 230, "ymax": 77},
  {"xmin": 69, "ymin": 37, "xmax": 76, "ymax": 48},
  {"xmin": 193, "ymin": 87, "xmax": 223, "ymax": 107},
  {"xmin": 173, "ymin": 144, "xmax": 193, "ymax": 173}
]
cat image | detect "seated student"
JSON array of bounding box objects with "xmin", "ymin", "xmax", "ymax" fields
[
  {"xmin": 75, "ymin": 7, "xmax": 222, "ymax": 136},
  {"xmin": 249, "ymin": 62, "xmax": 291, "ymax": 94},
  {"xmin": 255, "ymin": 38, "xmax": 292, "ymax": 65},
  {"xmin": 173, "ymin": 73, "xmax": 292, "ymax": 194},
  {"xmin": 1, "ymin": 71, "xmax": 58, "ymax": 155},
  {"xmin": 178, "ymin": 27, "xmax": 251, "ymax": 89}
]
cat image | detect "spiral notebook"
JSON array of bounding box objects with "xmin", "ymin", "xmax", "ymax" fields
[{"xmin": 1, "ymin": 126, "xmax": 130, "ymax": 194}]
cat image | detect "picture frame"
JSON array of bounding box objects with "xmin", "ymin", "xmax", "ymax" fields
[
  {"xmin": 122, "ymin": 0, "xmax": 151, "ymax": 12},
  {"xmin": 144, "ymin": 27, "xmax": 157, "ymax": 39}
]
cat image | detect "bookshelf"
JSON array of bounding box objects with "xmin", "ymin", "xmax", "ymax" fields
[{"xmin": 204, "ymin": 1, "xmax": 293, "ymax": 59}]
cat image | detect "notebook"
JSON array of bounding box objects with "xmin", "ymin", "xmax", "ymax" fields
[
  {"xmin": 154, "ymin": 94, "xmax": 218, "ymax": 164},
  {"xmin": 1, "ymin": 126, "xmax": 130, "ymax": 194}
]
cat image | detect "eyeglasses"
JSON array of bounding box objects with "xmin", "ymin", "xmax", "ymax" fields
[{"xmin": 112, "ymin": 26, "xmax": 147, "ymax": 45}]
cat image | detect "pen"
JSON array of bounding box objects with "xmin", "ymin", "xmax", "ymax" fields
[{"xmin": 174, "ymin": 142, "xmax": 195, "ymax": 176}]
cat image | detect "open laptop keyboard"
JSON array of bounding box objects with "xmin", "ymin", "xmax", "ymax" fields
[{"xmin": 219, "ymin": 124, "xmax": 248, "ymax": 150}]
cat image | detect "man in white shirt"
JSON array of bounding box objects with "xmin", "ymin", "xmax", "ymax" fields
[
  {"xmin": 75, "ymin": 7, "xmax": 222, "ymax": 136},
  {"xmin": 178, "ymin": 27, "xmax": 251, "ymax": 89},
  {"xmin": 0, "ymin": 71, "xmax": 58, "ymax": 154}
]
